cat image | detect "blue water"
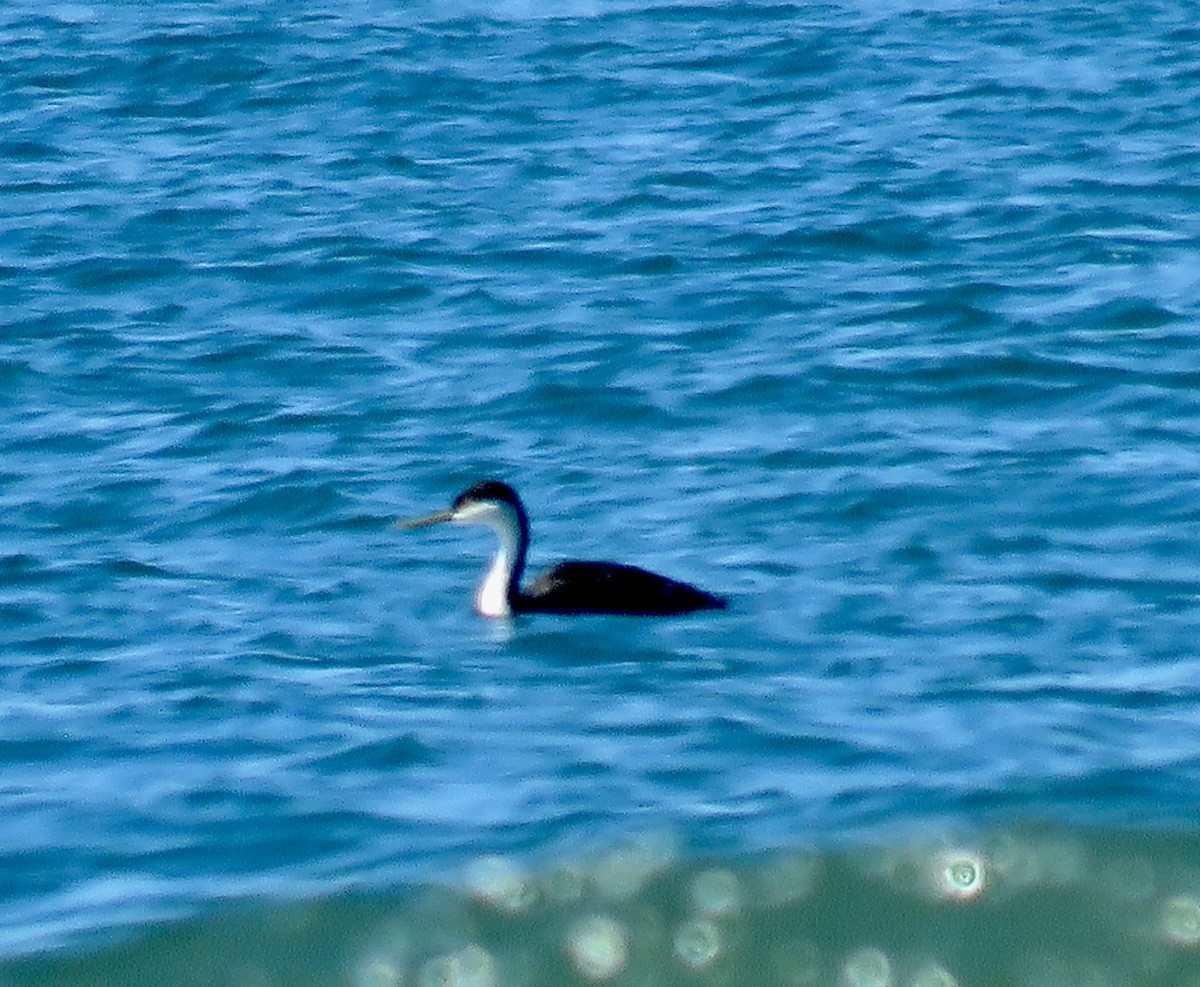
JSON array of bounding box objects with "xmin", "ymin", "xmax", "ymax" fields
[{"xmin": 3, "ymin": 0, "xmax": 1200, "ymax": 981}]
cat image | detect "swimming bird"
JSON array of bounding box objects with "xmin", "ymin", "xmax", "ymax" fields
[{"xmin": 397, "ymin": 480, "xmax": 726, "ymax": 617}]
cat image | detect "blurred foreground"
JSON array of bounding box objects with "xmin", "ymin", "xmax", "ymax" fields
[{"xmin": 6, "ymin": 823, "xmax": 1200, "ymax": 987}]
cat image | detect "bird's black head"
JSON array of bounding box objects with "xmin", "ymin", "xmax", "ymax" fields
[{"xmin": 452, "ymin": 480, "xmax": 522, "ymax": 511}]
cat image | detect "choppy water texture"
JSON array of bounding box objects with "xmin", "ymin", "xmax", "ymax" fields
[{"xmin": 2, "ymin": 0, "xmax": 1200, "ymax": 979}]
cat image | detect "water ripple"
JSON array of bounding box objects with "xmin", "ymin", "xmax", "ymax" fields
[{"xmin": 2, "ymin": 0, "xmax": 1200, "ymax": 960}]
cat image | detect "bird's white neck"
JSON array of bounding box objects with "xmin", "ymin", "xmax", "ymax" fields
[
  {"xmin": 453, "ymin": 500, "xmax": 527, "ymax": 618},
  {"xmin": 477, "ymin": 544, "xmax": 516, "ymax": 617}
]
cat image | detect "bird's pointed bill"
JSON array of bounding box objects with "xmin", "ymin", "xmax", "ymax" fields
[{"xmin": 395, "ymin": 508, "xmax": 456, "ymax": 529}]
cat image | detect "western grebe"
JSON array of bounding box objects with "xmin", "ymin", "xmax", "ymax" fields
[{"xmin": 397, "ymin": 480, "xmax": 727, "ymax": 617}]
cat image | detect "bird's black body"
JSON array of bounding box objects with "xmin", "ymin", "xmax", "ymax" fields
[
  {"xmin": 523, "ymin": 560, "xmax": 726, "ymax": 615},
  {"xmin": 399, "ymin": 479, "xmax": 726, "ymax": 618}
]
